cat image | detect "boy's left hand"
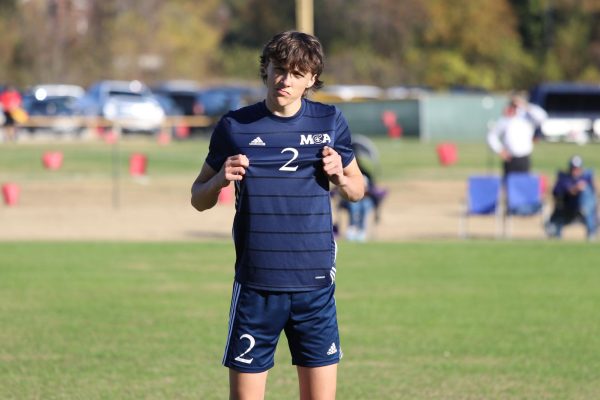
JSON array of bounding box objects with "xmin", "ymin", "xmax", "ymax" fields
[{"xmin": 322, "ymin": 146, "xmax": 345, "ymax": 186}]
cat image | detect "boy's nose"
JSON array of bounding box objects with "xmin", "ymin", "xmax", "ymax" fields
[{"xmin": 282, "ymin": 73, "xmax": 292, "ymax": 85}]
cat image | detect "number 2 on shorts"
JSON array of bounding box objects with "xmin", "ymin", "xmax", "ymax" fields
[{"xmin": 234, "ymin": 334, "xmax": 255, "ymax": 364}]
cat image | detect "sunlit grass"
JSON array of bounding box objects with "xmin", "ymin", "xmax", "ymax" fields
[
  {"xmin": 1, "ymin": 241, "xmax": 599, "ymax": 399},
  {"xmin": 2, "ymin": 136, "xmax": 597, "ymax": 183}
]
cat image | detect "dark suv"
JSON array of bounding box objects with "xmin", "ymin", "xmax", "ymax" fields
[
  {"xmin": 529, "ymin": 82, "xmax": 600, "ymax": 143},
  {"xmin": 194, "ymin": 85, "xmax": 265, "ymax": 117},
  {"xmin": 151, "ymin": 80, "xmax": 203, "ymax": 117}
]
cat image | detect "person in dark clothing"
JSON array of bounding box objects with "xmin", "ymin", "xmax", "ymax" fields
[{"xmin": 545, "ymin": 155, "xmax": 597, "ymax": 240}]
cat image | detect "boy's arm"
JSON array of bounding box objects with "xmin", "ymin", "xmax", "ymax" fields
[
  {"xmin": 191, "ymin": 155, "xmax": 249, "ymax": 211},
  {"xmin": 322, "ymin": 146, "xmax": 365, "ymax": 202}
]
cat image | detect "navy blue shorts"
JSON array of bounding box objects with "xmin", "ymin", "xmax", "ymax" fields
[{"xmin": 222, "ymin": 282, "xmax": 341, "ymax": 373}]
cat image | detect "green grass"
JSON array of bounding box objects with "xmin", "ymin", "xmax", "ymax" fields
[
  {"xmin": 0, "ymin": 138, "xmax": 208, "ymax": 180},
  {"xmin": 2, "ymin": 137, "xmax": 599, "ymax": 182},
  {"xmin": 373, "ymin": 139, "xmax": 600, "ymax": 181},
  {"xmin": 1, "ymin": 241, "xmax": 599, "ymax": 399},
  {"xmin": 2, "ymin": 135, "xmax": 600, "ymax": 398}
]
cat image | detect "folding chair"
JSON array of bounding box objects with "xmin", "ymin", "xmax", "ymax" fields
[
  {"xmin": 459, "ymin": 175, "xmax": 502, "ymax": 238},
  {"xmin": 504, "ymin": 172, "xmax": 545, "ymax": 237}
]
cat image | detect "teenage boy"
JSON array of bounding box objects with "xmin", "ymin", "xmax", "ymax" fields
[{"xmin": 191, "ymin": 31, "xmax": 364, "ymax": 400}]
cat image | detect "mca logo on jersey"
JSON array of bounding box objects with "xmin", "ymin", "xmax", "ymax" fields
[{"xmin": 300, "ymin": 133, "xmax": 331, "ymax": 145}]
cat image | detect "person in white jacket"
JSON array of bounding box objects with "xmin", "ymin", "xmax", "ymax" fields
[{"xmin": 487, "ymin": 93, "xmax": 548, "ymax": 178}]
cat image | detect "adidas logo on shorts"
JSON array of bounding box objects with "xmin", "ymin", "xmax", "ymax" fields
[{"xmin": 327, "ymin": 343, "xmax": 337, "ymax": 356}]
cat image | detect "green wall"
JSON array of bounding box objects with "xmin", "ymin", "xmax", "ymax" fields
[
  {"xmin": 333, "ymin": 94, "xmax": 508, "ymax": 142},
  {"xmin": 333, "ymin": 99, "xmax": 420, "ymax": 138},
  {"xmin": 420, "ymin": 94, "xmax": 508, "ymax": 142}
]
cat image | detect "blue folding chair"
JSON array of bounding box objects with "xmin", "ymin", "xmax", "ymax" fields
[
  {"xmin": 504, "ymin": 172, "xmax": 545, "ymax": 237},
  {"xmin": 459, "ymin": 175, "xmax": 502, "ymax": 238}
]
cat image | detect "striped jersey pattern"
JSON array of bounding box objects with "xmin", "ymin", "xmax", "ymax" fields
[{"xmin": 205, "ymin": 99, "xmax": 355, "ymax": 291}]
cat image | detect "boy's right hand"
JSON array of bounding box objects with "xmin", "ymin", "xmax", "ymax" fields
[{"xmin": 221, "ymin": 154, "xmax": 249, "ymax": 186}]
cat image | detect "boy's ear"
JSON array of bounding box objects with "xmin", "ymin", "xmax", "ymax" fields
[{"xmin": 306, "ymin": 74, "xmax": 316, "ymax": 89}]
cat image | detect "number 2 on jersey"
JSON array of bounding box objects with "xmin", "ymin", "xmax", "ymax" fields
[{"xmin": 279, "ymin": 147, "xmax": 299, "ymax": 172}]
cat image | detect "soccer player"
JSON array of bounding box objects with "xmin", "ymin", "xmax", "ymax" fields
[{"xmin": 191, "ymin": 31, "xmax": 365, "ymax": 400}]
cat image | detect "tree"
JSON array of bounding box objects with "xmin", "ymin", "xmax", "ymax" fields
[
  {"xmin": 509, "ymin": 0, "xmax": 600, "ymax": 84},
  {"xmin": 314, "ymin": 0, "xmax": 428, "ymax": 86},
  {"xmin": 0, "ymin": 0, "xmax": 26, "ymax": 84},
  {"xmin": 3, "ymin": 0, "xmax": 224, "ymax": 86},
  {"xmin": 222, "ymin": 0, "xmax": 295, "ymax": 47},
  {"xmin": 103, "ymin": 0, "xmax": 224, "ymax": 84},
  {"xmin": 413, "ymin": 0, "xmax": 535, "ymax": 90},
  {"xmin": 1, "ymin": 0, "xmax": 598, "ymax": 90},
  {"xmin": 216, "ymin": 0, "xmax": 296, "ymax": 81}
]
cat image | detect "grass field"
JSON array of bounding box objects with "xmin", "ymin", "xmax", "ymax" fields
[
  {"xmin": 2, "ymin": 136, "xmax": 600, "ymax": 182},
  {"xmin": 1, "ymin": 241, "xmax": 600, "ymax": 399},
  {"xmin": 2, "ymin": 137, "xmax": 600, "ymax": 398}
]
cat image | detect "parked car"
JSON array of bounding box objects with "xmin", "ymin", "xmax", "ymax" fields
[
  {"xmin": 152, "ymin": 92, "xmax": 193, "ymax": 139},
  {"xmin": 153, "ymin": 92, "xmax": 184, "ymax": 117},
  {"xmin": 194, "ymin": 85, "xmax": 265, "ymax": 117},
  {"xmin": 78, "ymin": 80, "xmax": 165, "ymax": 134},
  {"xmin": 21, "ymin": 84, "xmax": 85, "ymax": 134},
  {"xmin": 29, "ymin": 84, "xmax": 85, "ymax": 99},
  {"xmin": 151, "ymin": 80, "xmax": 202, "ymax": 116},
  {"xmin": 529, "ymin": 82, "xmax": 600, "ymax": 143}
]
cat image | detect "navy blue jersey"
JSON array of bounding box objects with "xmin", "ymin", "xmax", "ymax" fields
[{"xmin": 205, "ymin": 98, "xmax": 355, "ymax": 291}]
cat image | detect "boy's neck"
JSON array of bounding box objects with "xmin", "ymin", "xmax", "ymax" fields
[{"xmin": 265, "ymin": 97, "xmax": 303, "ymax": 117}]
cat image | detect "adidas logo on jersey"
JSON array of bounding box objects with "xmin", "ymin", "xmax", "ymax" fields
[
  {"xmin": 327, "ymin": 343, "xmax": 338, "ymax": 356},
  {"xmin": 300, "ymin": 133, "xmax": 331, "ymax": 145},
  {"xmin": 249, "ymin": 137, "xmax": 266, "ymax": 146}
]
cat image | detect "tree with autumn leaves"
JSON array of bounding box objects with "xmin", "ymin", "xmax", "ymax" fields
[{"xmin": 0, "ymin": 0, "xmax": 598, "ymax": 91}]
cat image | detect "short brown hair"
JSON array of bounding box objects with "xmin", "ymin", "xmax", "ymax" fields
[{"xmin": 260, "ymin": 31, "xmax": 324, "ymax": 95}]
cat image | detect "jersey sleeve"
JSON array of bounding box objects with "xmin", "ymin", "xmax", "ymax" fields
[
  {"xmin": 205, "ymin": 117, "xmax": 234, "ymax": 172},
  {"xmin": 333, "ymin": 108, "xmax": 355, "ymax": 168}
]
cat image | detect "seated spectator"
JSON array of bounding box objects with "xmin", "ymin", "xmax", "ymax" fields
[
  {"xmin": 336, "ymin": 165, "xmax": 388, "ymax": 242},
  {"xmin": 545, "ymin": 155, "xmax": 597, "ymax": 240},
  {"xmin": 332, "ymin": 135, "xmax": 388, "ymax": 241},
  {"xmin": 344, "ymin": 173, "xmax": 374, "ymax": 242}
]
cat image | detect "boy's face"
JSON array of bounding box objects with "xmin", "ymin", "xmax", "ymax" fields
[{"xmin": 265, "ymin": 61, "xmax": 316, "ymax": 113}]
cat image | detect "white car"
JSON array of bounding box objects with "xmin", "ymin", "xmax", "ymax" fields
[
  {"xmin": 79, "ymin": 80, "xmax": 165, "ymax": 134},
  {"xmin": 102, "ymin": 95, "xmax": 165, "ymax": 132}
]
